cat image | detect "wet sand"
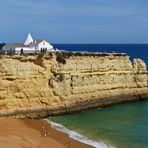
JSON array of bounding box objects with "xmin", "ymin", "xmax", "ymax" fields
[{"xmin": 0, "ymin": 118, "xmax": 92, "ymax": 148}]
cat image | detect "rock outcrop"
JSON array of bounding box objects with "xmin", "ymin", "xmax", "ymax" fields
[{"xmin": 0, "ymin": 52, "xmax": 147, "ymax": 118}]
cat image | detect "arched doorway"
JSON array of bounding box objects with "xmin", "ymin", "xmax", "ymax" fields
[{"xmin": 21, "ymin": 49, "xmax": 23, "ymax": 54}]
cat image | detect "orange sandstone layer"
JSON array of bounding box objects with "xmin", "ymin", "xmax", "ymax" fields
[{"xmin": 0, "ymin": 52, "xmax": 147, "ymax": 118}]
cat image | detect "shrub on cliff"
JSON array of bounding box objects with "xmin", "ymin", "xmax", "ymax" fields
[
  {"xmin": 48, "ymin": 52, "xmax": 53, "ymax": 57},
  {"xmin": 6, "ymin": 51, "xmax": 15, "ymax": 56},
  {"xmin": 56, "ymin": 52, "xmax": 66, "ymax": 64},
  {"xmin": 0, "ymin": 43, "xmax": 5, "ymax": 50},
  {"xmin": 0, "ymin": 50, "xmax": 5, "ymax": 54}
]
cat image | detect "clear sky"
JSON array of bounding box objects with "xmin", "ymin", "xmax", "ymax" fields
[{"xmin": 0, "ymin": 0, "xmax": 148, "ymax": 43}]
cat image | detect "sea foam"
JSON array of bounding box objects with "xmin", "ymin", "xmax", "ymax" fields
[{"xmin": 45, "ymin": 119, "xmax": 115, "ymax": 148}]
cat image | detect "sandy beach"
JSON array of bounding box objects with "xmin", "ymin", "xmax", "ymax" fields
[{"xmin": 0, "ymin": 118, "xmax": 92, "ymax": 148}]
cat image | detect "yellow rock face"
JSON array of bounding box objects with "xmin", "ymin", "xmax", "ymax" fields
[{"xmin": 0, "ymin": 53, "xmax": 147, "ymax": 118}]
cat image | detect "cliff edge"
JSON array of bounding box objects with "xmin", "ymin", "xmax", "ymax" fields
[{"xmin": 0, "ymin": 52, "xmax": 147, "ymax": 118}]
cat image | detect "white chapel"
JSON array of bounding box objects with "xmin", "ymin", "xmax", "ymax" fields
[{"xmin": 2, "ymin": 33, "xmax": 54, "ymax": 54}]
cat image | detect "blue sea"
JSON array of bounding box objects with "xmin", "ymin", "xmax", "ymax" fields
[{"xmin": 48, "ymin": 44, "xmax": 148, "ymax": 148}]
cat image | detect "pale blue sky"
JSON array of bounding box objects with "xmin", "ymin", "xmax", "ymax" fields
[{"xmin": 0, "ymin": 0, "xmax": 148, "ymax": 43}]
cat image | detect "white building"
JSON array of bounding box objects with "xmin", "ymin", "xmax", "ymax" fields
[{"xmin": 2, "ymin": 33, "xmax": 54, "ymax": 54}]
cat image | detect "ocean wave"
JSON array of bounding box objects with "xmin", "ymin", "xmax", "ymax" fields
[{"xmin": 45, "ymin": 119, "xmax": 115, "ymax": 148}]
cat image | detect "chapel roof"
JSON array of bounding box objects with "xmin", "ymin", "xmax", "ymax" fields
[
  {"xmin": 11, "ymin": 43, "xmax": 28, "ymax": 48},
  {"xmin": 34, "ymin": 39, "xmax": 44, "ymax": 44},
  {"xmin": 24, "ymin": 33, "xmax": 34, "ymax": 45}
]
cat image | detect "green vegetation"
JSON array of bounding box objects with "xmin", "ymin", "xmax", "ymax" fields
[
  {"xmin": 55, "ymin": 51, "xmax": 127, "ymax": 59},
  {"xmin": 48, "ymin": 52, "xmax": 53, "ymax": 57},
  {"xmin": 6, "ymin": 51, "xmax": 15, "ymax": 56},
  {"xmin": 0, "ymin": 43, "xmax": 5, "ymax": 50},
  {"xmin": 56, "ymin": 52, "xmax": 66, "ymax": 64}
]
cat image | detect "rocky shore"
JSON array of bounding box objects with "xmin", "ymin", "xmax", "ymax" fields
[{"xmin": 0, "ymin": 51, "xmax": 147, "ymax": 118}]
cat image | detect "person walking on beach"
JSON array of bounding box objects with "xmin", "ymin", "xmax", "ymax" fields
[
  {"xmin": 68, "ymin": 139, "xmax": 71, "ymax": 148},
  {"xmin": 66, "ymin": 138, "xmax": 71, "ymax": 148},
  {"xmin": 41, "ymin": 126, "xmax": 48, "ymax": 137}
]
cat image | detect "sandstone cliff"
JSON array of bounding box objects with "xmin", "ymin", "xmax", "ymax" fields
[{"xmin": 0, "ymin": 52, "xmax": 147, "ymax": 118}]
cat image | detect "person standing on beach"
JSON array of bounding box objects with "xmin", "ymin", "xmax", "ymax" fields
[{"xmin": 41, "ymin": 126, "xmax": 48, "ymax": 137}]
